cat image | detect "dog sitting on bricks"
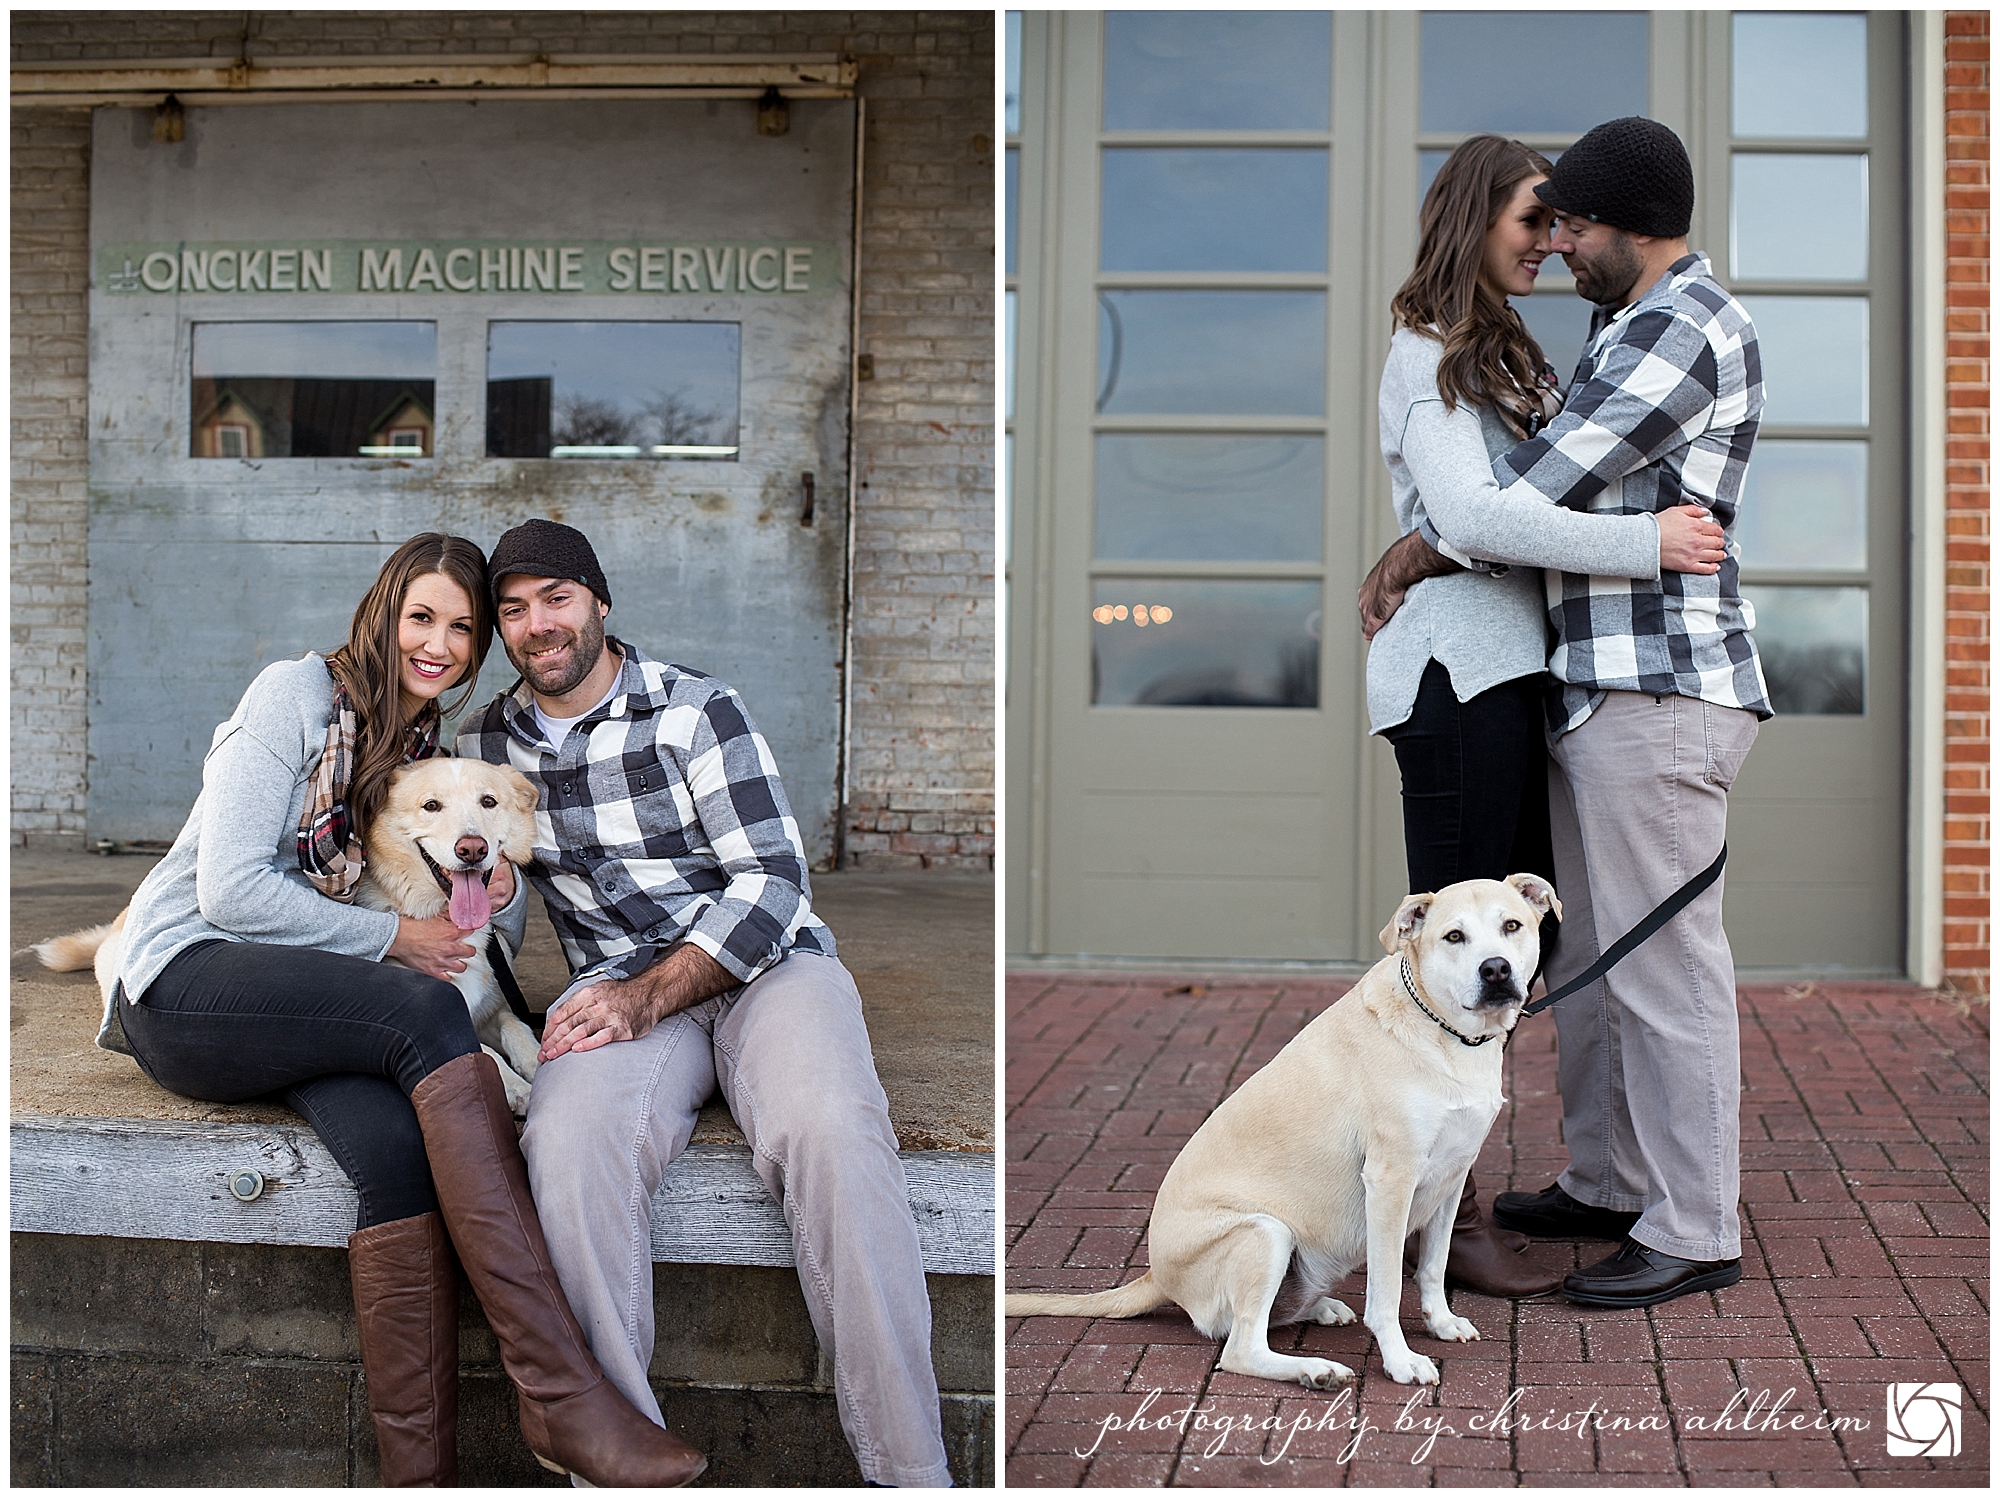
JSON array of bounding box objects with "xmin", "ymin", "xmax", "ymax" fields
[
  {"xmin": 1004, "ymin": 874, "xmax": 1558, "ymax": 1388},
  {"xmin": 36, "ymin": 756, "xmax": 545, "ymax": 1116}
]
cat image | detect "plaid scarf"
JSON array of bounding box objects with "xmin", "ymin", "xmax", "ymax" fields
[{"xmin": 296, "ymin": 683, "xmax": 442, "ymax": 901}]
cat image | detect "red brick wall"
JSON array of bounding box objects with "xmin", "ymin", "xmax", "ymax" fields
[{"xmin": 1944, "ymin": 12, "xmax": 1990, "ymax": 994}]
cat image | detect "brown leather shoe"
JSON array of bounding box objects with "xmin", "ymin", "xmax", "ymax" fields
[
  {"xmin": 411, "ymin": 1052, "xmax": 708, "ymax": 1487},
  {"xmin": 1442, "ymin": 1176, "xmax": 1562, "ymax": 1298},
  {"xmin": 349, "ymin": 1211, "xmax": 458, "ymax": 1486}
]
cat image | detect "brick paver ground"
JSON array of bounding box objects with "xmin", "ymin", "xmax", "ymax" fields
[{"xmin": 1005, "ymin": 974, "xmax": 1988, "ymax": 1486}]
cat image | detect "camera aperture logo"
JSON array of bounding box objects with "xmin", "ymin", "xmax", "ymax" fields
[{"xmin": 1886, "ymin": 1383, "xmax": 1961, "ymax": 1457}]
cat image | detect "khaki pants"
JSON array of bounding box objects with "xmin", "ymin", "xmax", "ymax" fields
[
  {"xmin": 520, "ymin": 953, "xmax": 951, "ymax": 1487},
  {"xmin": 1544, "ymin": 690, "xmax": 1759, "ymax": 1261}
]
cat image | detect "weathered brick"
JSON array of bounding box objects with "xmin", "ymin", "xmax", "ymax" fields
[{"xmin": 11, "ymin": 15, "xmax": 995, "ymax": 861}]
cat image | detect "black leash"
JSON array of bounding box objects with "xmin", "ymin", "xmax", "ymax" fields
[
  {"xmin": 1519, "ymin": 844, "xmax": 1728, "ymax": 1019},
  {"xmin": 486, "ymin": 933, "xmax": 544, "ymax": 1038}
]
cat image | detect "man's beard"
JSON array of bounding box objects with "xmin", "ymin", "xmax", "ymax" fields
[
  {"xmin": 1568, "ymin": 232, "xmax": 1644, "ymax": 307},
  {"xmin": 510, "ymin": 607, "xmax": 607, "ymax": 698}
]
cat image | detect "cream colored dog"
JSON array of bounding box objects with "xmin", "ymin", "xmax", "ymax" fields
[
  {"xmin": 355, "ymin": 756, "xmax": 543, "ymax": 1115},
  {"xmin": 1005, "ymin": 874, "xmax": 1559, "ymax": 1388},
  {"xmin": 36, "ymin": 757, "xmax": 544, "ymax": 1116}
]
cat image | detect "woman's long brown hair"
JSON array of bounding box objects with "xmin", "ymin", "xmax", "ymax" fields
[
  {"xmin": 325, "ymin": 533, "xmax": 493, "ymax": 842},
  {"xmin": 1390, "ymin": 134, "xmax": 1556, "ymax": 438}
]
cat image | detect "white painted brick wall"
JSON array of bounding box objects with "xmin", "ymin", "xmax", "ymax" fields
[
  {"xmin": 9, "ymin": 12, "xmax": 995, "ymax": 863},
  {"xmin": 10, "ymin": 105, "xmax": 92, "ymax": 845}
]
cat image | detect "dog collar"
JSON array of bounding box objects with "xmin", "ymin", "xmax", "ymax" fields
[{"xmin": 1399, "ymin": 956, "xmax": 1495, "ymax": 1048}]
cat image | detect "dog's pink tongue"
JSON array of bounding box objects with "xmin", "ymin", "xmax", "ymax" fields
[{"xmin": 448, "ymin": 870, "xmax": 491, "ymax": 931}]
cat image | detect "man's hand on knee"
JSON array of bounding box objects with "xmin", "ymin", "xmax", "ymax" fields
[{"xmin": 539, "ymin": 944, "xmax": 735, "ymax": 1061}]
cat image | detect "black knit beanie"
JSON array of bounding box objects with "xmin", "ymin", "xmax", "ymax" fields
[
  {"xmin": 1534, "ymin": 116, "xmax": 1694, "ymax": 237},
  {"xmin": 486, "ymin": 518, "xmax": 612, "ymax": 608}
]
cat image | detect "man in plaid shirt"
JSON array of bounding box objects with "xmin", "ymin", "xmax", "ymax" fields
[
  {"xmin": 1364, "ymin": 119, "xmax": 1772, "ymax": 1310},
  {"xmin": 461, "ymin": 519, "xmax": 950, "ymax": 1486}
]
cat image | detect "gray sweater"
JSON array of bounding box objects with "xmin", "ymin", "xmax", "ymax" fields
[
  {"xmin": 1367, "ymin": 328, "xmax": 1662, "ymax": 733},
  {"xmin": 101, "ymin": 654, "xmax": 527, "ymax": 1052}
]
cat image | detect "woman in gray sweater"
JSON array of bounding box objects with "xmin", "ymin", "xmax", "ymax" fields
[
  {"xmin": 1365, "ymin": 137, "xmax": 1724, "ymax": 1298},
  {"xmin": 105, "ymin": 534, "xmax": 705, "ymax": 1487}
]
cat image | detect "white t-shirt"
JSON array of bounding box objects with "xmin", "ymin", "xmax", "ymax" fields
[{"xmin": 533, "ymin": 675, "xmax": 622, "ymax": 751}]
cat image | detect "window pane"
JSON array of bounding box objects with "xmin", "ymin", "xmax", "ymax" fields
[
  {"xmin": 1736, "ymin": 440, "xmax": 1868, "ymax": 571},
  {"xmin": 191, "ymin": 321, "xmax": 435, "ymax": 458},
  {"xmin": 1092, "ymin": 579, "xmax": 1321, "ymax": 707},
  {"xmin": 1731, "ymin": 154, "xmax": 1868, "ymax": 282},
  {"xmin": 1006, "ymin": 148, "xmax": 1020, "ymax": 276},
  {"xmin": 1419, "ymin": 149, "xmax": 1449, "ymax": 209},
  {"xmin": 1097, "ymin": 291, "xmax": 1325, "ymax": 415},
  {"xmin": 1006, "ymin": 11, "xmax": 1022, "ymax": 135},
  {"xmin": 1005, "ymin": 290, "xmax": 1017, "ymax": 423},
  {"xmin": 1743, "ymin": 584, "xmax": 1865, "ymax": 715},
  {"xmin": 1738, "ymin": 296, "xmax": 1868, "ymax": 426},
  {"xmin": 1420, "ymin": 13, "xmax": 1648, "ymax": 134},
  {"xmin": 1102, "ymin": 149, "xmax": 1327, "ymax": 272},
  {"xmin": 485, "ymin": 322, "xmax": 740, "ymax": 459},
  {"xmin": 1104, "ymin": 12, "xmax": 1331, "ymax": 131},
  {"xmin": 1518, "ymin": 294, "xmax": 1595, "ymax": 392},
  {"xmin": 1095, "ymin": 435, "xmax": 1324, "ymax": 561},
  {"xmin": 1732, "ymin": 12, "xmax": 1867, "ymax": 140}
]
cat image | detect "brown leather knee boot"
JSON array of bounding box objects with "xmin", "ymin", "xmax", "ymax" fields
[
  {"xmin": 349, "ymin": 1212, "xmax": 459, "ymax": 1486},
  {"xmin": 411, "ymin": 1052, "xmax": 707, "ymax": 1488},
  {"xmin": 1444, "ymin": 1175, "xmax": 1562, "ymax": 1298}
]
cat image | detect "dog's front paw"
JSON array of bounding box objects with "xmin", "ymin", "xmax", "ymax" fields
[
  {"xmin": 1380, "ymin": 1349, "xmax": 1439, "ymax": 1385},
  {"xmin": 496, "ymin": 1069, "xmax": 533, "ymax": 1118},
  {"xmin": 1296, "ymin": 1358, "xmax": 1356, "ymax": 1390},
  {"xmin": 1307, "ymin": 1297, "xmax": 1357, "ymax": 1326},
  {"xmin": 1426, "ymin": 1311, "xmax": 1480, "ymax": 1344}
]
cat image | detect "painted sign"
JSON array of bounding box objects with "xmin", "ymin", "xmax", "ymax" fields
[{"xmin": 98, "ymin": 239, "xmax": 841, "ymax": 296}]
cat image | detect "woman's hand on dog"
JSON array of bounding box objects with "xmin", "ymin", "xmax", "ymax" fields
[
  {"xmin": 487, "ymin": 860, "xmax": 515, "ymax": 908},
  {"xmin": 389, "ymin": 914, "xmax": 478, "ymax": 980}
]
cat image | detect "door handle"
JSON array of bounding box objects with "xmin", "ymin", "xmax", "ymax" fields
[{"xmin": 800, "ymin": 470, "xmax": 816, "ymax": 528}]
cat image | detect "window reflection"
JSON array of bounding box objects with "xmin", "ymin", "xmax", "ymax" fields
[
  {"xmin": 1093, "ymin": 579, "xmax": 1321, "ymax": 707},
  {"xmin": 486, "ymin": 322, "xmax": 740, "ymax": 459},
  {"xmin": 1101, "ymin": 149, "xmax": 1329, "ymax": 272},
  {"xmin": 1006, "ymin": 291, "xmax": 1017, "ymax": 424},
  {"xmin": 1096, "ymin": 435, "xmax": 1324, "ymax": 562},
  {"xmin": 1097, "ymin": 291, "xmax": 1325, "ymax": 415},
  {"xmin": 190, "ymin": 321, "xmax": 436, "ymax": 459},
  {"xmin": 1738, "ymin": 296, "xmax": 1869, "ymax": 427},
  {"xmin": 1743, "ymin": 584, "xmax": 1865, "ymax": 715},
  {"xmin": 1736, "ymin": 441, "xmax": 1868, "ymax": 571},
  {"xmin": 1731, "ymin": 154, "xmax": 1868, "ymax": 282},
  {"xmin": 1420, "ymin": 13, "xmax": 1648, "ymax": 134},
  {"xmin": 1006, "ymin": 11, "xmax": 1022, "ymax": 135},
  {"xmin": 1732, "ymin": 13, "xmax": 1867, "ymax": 139},
  {"xmin": 1103, "ymin": 11, "xmax": 1331, "ymax": 131},
  {"xmin": 1516, "ymin": 294, "xmax": 1593, "ymax": 392},
  {"xmin": 1006, "ymin": 148, "xmax": 1020, "ymax": 276}
]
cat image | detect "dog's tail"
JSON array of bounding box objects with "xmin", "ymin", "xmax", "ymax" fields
[
  {"xmin": 31, "ymin": 912, "xmax": 123, "ymax": 972},
  {"xmin": 1005, "ymin": 1271, "xmax": 1169, "ymax": 1320}
]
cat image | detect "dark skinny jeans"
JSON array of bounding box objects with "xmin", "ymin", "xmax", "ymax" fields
[
  {"xmin": 121, "ymin": 939, "xmax": 481, "ymax": 1229},
  {"xmin": 1383, "ymin": 658, "xmax": 1559, "ymax": 976}
]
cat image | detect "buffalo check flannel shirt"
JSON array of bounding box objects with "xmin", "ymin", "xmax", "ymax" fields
[
  {"xmin": 457, "ymin": 639, "xmax": 833, "ymax": 1003},
  {"xmin": 1423, "ymin": 252, "xmax": 1774, "ymax": 737}
]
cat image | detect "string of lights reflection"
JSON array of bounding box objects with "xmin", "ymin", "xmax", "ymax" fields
[{"xmin": 1091, "ymin": 603, "xmax": 1174, "ymax": 626}]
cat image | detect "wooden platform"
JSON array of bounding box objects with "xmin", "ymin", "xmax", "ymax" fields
[{"xmin": 11, "ymin": 852, "xmax": 995, "ymax": 1272}]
